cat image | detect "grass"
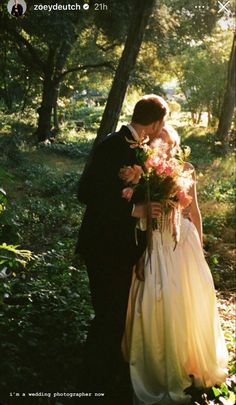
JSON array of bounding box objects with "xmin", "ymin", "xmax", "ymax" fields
[{"xmin": 0, "ymin": 120, "xmax": 235, "ymax": 404}]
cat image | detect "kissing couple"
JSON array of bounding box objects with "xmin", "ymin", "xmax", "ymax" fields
[{"xmin": 76, "ymin": 95, "xmax": 228, "ymax": 405}]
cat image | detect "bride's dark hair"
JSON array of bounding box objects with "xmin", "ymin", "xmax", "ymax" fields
[{"xmin": 132, "ymin": 94, "xmax": 169, "ymax": 125}]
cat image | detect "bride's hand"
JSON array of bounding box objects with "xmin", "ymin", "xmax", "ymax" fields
[
  {"xmin": 150, "ymin": 202, "xmax": 162, "ymax": 218},
  {"xmin": 132, "ymin": 202, "xmax": 162, "ymax": 219}
]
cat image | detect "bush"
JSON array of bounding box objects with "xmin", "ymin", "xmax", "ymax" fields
[{"xmin": 0, "ymin": 189, "xmax": 31, "ymax": 278}]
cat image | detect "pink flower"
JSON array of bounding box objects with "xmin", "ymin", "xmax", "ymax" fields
[
  {"xmin": 164, "ymin": 166, "xmax": 173, "ymax": 176},
  {"xmin": 122, "ymin": 187, "xmax": 134, "ymax": 201},
  {"xmin": 145, "ymin": 156, "xmax": 159, "ymax": 170},
  {"xmin": 119, "ymin": 165, "xmax": 143, "ymax": 184},
  {"xmin": 151, "ymin": 139, "xmax": 169, "ymax": 158},
  {"xmin": 155, "ymin": 162, "xmax": 165, "ymax": 175},
  {"xmin": 176, "ymin": 191, "xmax": 192, "ymax": 208}
]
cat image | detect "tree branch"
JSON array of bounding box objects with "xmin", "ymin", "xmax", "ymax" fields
[
  {"xmin": 96, "ymin": 41, "xmax": 120, "ymax": 52},
  {"xmin": 59, "ymin": 61, "xmax": 115, "ymax": 79},
  {"xmin": 5, "ymin": 27, "xmax": 45, "ymax": 72}
]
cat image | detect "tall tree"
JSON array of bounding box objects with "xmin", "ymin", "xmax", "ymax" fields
[
  {"xmin": 96, "ymin": 0, "xmax": 155, "ymax": 140},
  {"xmin": 216, "ymin": 34, "xmax": 235, "ymax": 145},
  {"xmin": 168, "ymin": 27, "xmax": 232, "ymax": 125},
  {"xmin": 0, "ymin": 1, "xmax": 116, "ymax": 141},
  {"xmin": 0, "ymin": 6, "xmax": 85, "ymax": 141}
]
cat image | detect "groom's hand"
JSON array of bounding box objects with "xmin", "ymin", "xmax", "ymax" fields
[
  {"xmin": 131, "ymin": 203, "xmax": 146, "ymax": 218},
  {"xmin": 132, "ymin": 202, "xmax": 162, "ymax": 218}
]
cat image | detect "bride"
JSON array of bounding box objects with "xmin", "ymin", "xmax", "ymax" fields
[{"xmin": 122, "ymin": 125, "xmax": 228, "ymax": 405}]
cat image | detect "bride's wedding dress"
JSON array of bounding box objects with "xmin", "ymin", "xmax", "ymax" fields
[{"xmin": 122, "ymin": 218, "xmax": 228, "ymax": 405}]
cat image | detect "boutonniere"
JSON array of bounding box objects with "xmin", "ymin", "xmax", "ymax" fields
[
  {"xmin": 125, "ymin": 135, "xmax": 150, "ymax": 150},
  {"xmin": 125, "ymin": 131, "xmax": 151, "ymax": 166}
]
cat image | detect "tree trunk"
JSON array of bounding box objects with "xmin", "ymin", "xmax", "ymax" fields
[
  {"xmin": 52, "ymin": 84, "xmax": 60, "ymax": 136},
  {"xmin": 216, "ymin": 34, "xmax": 235, "ymax": 145},
  {"xmin": 35, "ymin": 77, "xmax": 57, "ymax": 142},
  {"xmin": 207, "ymin": 107, "xmax": 212, "ymax": 127},
  {"xmin": 191, "ymin": 112, "xmax": 196, "ymax": 124},
  {"xmin": 96, "ymin": 0, "xmax": 155, "ymax": 141},
  {"xmin": 197, "ymin": 110, "xmax": 202, "ymax": 124}
]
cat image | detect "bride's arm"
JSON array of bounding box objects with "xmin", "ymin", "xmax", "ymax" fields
[{"xmin": 184, "ymin": 162, "xmax": 203, "ymax": 244}]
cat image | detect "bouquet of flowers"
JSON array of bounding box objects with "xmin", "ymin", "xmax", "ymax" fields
[{"xmin": 119, "ymin": 137, "xmax": 194, "ymax": 256}]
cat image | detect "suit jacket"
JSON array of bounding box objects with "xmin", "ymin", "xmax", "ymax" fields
[{"xmin": 76, "ymin": 125, "xmax": 146, "ymax": 267}]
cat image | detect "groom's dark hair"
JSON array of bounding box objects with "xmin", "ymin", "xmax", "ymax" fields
[{"xmin": 132, "ymin": 94, "xmax": 168, "ymax": 125}]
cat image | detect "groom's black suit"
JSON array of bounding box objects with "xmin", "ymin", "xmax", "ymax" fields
[
  {"xmin": 77, "ymin": 125, "xmax": 146, "ymax": 266},
  {"xmin": 76, "ymin": 125, "xmax": 146, "ymax": 403}
]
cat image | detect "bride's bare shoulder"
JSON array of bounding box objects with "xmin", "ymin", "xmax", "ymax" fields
[
  {"xmin": 184, "ymin": 161, "xmax": 195, "ymax": 171},
  {"xmin": 183, "ymin": 161, "xmax": 196, "ymax": 178}
]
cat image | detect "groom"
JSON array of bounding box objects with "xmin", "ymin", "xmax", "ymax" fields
[{"xmin": 76, "ymin": 95, "xmax": 168, "ymax": 404}]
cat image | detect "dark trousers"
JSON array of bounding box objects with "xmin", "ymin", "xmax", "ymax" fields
[{"xmin": 80, "ymin": 261, "xmax": 133, "ymax": 404}]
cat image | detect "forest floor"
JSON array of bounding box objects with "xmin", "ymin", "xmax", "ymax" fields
[{"xmin": 0, "ymin": 123, "xmax": 235, "ymax": 405}]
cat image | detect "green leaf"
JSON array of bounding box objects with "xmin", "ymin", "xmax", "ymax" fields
[
  {"xmin": 212, "ymin": 387, "xmax": 221, "ymax": 397},
  {"xmin": 220, "ymin": 382, "xmax": 229, "ymax": 395}
]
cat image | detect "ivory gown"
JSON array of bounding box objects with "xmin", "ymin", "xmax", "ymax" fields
[{"xmin": 122, "ymin": 218, "xmax": 228, "ymax": 405}]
